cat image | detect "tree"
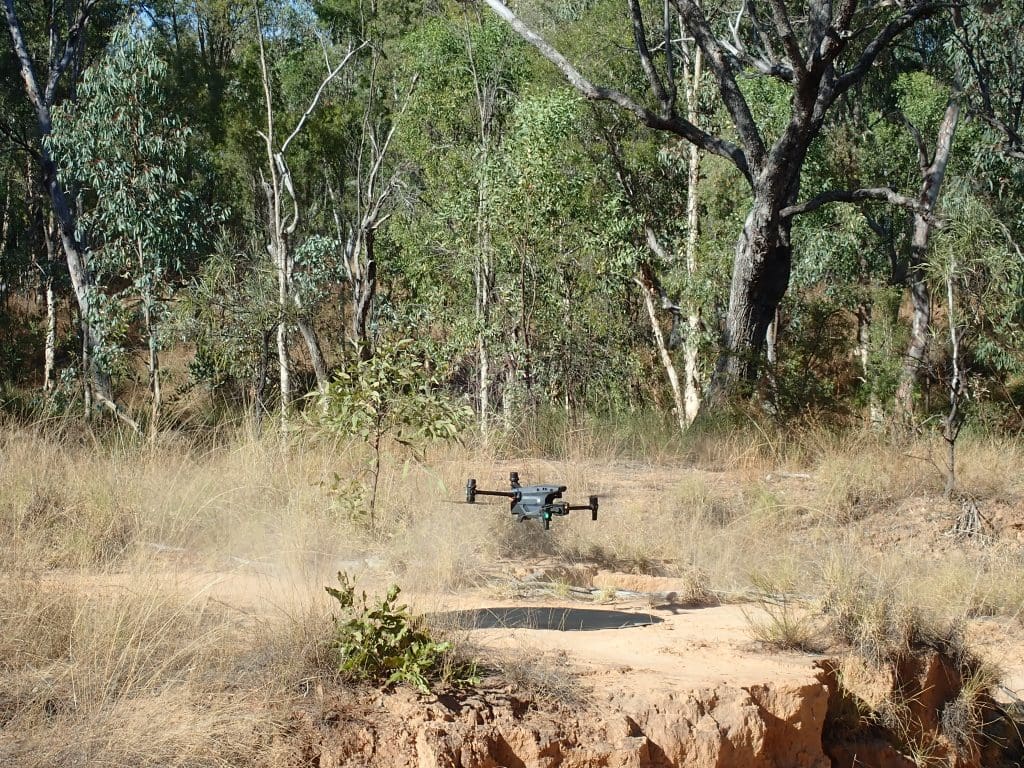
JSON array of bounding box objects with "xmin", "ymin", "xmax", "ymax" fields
[
  {"xmin": 484, "ymin": 0, "xmax": 944, "ymax": 409},
  {"xmin": 950, "ymin": 1, "xmax": 1024, "ymax": 161},
  {"xmin": 892, "ymin": 88, "xmax": 960, "ymax": 423},
  {"xmin": 252, "ymin": 3, "xmax": 362, "ymax": 421},
  {"xmin": 3, "ymin": 0, "xmax": 130, "ymax": 419},
  {"xmin": 315, "ymin": 336, "xmax": 471, "ymax": 526},
  {"xmin": 393, "ymin": 12, "xmax": 526, "ymax": 433},
  {"xmin": 48, "ymin": 26, "xmax": 212, "ymax": 435}
]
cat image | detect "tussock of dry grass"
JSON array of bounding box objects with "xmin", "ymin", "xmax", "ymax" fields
[{"xmin": 0, "ymin": 573, "xmax": 312, "ymax": 768}]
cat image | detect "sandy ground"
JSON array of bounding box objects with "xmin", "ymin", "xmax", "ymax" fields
[
  {"xmin": 421, "ymin": 596, "xmax": 828, "ymax": 694},
  {"xmin": 48, "ymin": 558, "xmax": 1024, "ymax": 706}
]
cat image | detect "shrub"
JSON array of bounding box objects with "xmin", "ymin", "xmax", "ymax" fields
[{"xmin": 325, "ymin": 572, "xmax": 474, "ymax": 693}]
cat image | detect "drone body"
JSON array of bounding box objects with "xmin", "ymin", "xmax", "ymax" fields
[{"xmin": 465, "ymin": 472, "xmax": 598, "ymax": 529}]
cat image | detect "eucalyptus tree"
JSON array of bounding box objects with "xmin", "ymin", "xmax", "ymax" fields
[
  {"xmin": 950, "ymin": 0, "xmax": 1024, "ymax": 161},
  {"xmin": 890, "ymin": 77, "xmax": 960, "ymax": 423},
  {"xmin": 484, "ymin": 0, "xmax": 946, "ymax": 410},
  {"xmin": 489, "ymin": 91, "xmax": 604, "ymax": 416},
  {"xmin": 3, "ymin": 0, "xmax": 128, "ymax": 417},
  {"xmin": 47, "ymin": 26, "xmax": 211, "ymax": 435},
  {"xmin": 251, "ymin": 3, "xmax": 362, "ymax": 420},
  {"xmin": 310, "ymin": 0, "xmax": 422, "ymax": 358},
  {"xmin": 393, "ymin": 12, "xmax": 526, "ymax": 432}
]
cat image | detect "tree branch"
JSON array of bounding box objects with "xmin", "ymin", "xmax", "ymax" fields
[
  {"xmin": 673, "ymin": 0, "xmax": 766, "ymax": 170},
  {"xmin": 4, "ymin": 0, "xmax": 48, "ymax": 118},
  {"xmin": 766, "ymin": 0, "xmax": 806, "ymax": 79},
  {"xmin": 482, "ymin": 0, "xmax": 751, "ymax": 180},
  {"xmin": 895, "ymin": 109, "xmax": 930, "ymax": 171},
  {"xmin": 280, "ymin": 40, "xmax": 366, "ymax": 156},
  {"xmin": 44, "ymin": 0, "xmax": 97, "ymax": 107},
  {"xmin": 627, "ymin": 0, "xmax": 672, "ymax": 113},
  {"xmin": 781, "ymin": 186, "xmax": 930, "ymax": 218},
  {"xmin": 832, "ymin": 2, "xmax": 942, "ymax": 101}
]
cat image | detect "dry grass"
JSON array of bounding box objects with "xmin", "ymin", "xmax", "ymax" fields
[
  {"xmin": 0, "ymin": 572, "xmax": 308, "ymax": 767},
  {"xmin": 1, "ymin": 413, "xmax": 1022, "ymax": 765}
]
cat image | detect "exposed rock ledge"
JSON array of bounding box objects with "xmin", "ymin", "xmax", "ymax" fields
[
  {"xmin": 294, "ymin": 674, "xmax": 835, "ymax": 768},
  {"xmin": 285, "ymin": 649, "xmax": 1024, "ymax": 768}
]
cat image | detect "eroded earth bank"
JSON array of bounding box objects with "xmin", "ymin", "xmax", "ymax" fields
[{"xmin": 282, "ymin": 584, "xmax": 1024, "ymax": 768}]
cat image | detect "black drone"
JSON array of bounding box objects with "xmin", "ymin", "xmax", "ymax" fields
[{"xmin": 464, "ymin": 472, "xmax": 599, "ymax": 530}]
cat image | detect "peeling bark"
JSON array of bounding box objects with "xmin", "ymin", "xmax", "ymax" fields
[
  {"xmin": 682, "ymin": 35, "xmax": 703, "ymax": 425},
  {"xmin": 42, "ymin": 214, "xmax": 56, "ymax": 393}
]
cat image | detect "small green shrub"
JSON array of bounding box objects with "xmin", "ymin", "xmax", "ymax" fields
[{"xmin": 325, "ymin": 572, "xmax": 473, "ymax": 693}]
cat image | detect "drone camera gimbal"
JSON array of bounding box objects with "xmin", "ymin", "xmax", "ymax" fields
[{"xmin": 465, "ymin": 472, "xmax": 599, "ymax": 530}]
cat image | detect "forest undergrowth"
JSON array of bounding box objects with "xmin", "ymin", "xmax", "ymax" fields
[{"xmin": 1, "ymin": 413, "xmax": 1023, "ymax": 766}]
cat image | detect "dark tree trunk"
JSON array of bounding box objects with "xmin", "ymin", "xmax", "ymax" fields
[
  {"xmin": 484, "ymin": 0, "xmax": 943, "ymax": 420},
  {"xmin": 352, "ymin": 229, "xmax": 376, "ymax": 358},
  {"xmin": 708, "ymin": 201, "xmax": 794, "ymax": 399}
]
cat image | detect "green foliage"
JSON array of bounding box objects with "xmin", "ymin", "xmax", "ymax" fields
[
  {"xmin": 315, "ymin": 337, "xmax": 471, "ymax": 448},
  {"xmin": 930, "ymin": 183, "xmax": 1024, "ymax": 376},
  {"xmin": 47, "ymin": 24, "xmax": 214, "ymax": 380},
  {"xmin": 174, "ymin": 245, "xmax": 277, "ymax": 402},
  {"xmin": 325, "ymin": 572, "xmax": 473, "ymax": 693},
  {"xmin": 4, "ymin": 0, "xmax": 1024, "ymax": 434}
]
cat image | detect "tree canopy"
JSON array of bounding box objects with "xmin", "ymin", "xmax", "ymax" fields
[{"xmin": 1, "ymin": 0, "xmax": 1022, "ymax": 436}]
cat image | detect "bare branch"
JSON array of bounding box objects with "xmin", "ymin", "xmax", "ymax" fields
[
  {"xmin": 766, "ymin": 0, "xmax": 806, "ymax": 78},
  {"xmin": 627, "ymin": 0, "xmax": 672, "ymax": 113},
  {"xmin": 44, "ymin": 0, "xmax": 96, "ymax": 106},
  {"xmin": 717, "ymin": 2, "xmax": 794, "ymax": 81},
  {"xmin": 0, "ymin": 118, "xmax": 40, "ymax": 158},
  {"xmin": 896, "ymin": 109, "xmax": 930, "ymax": 171},
  {"xmin": 362, "ymin": 74, "xmax": 419, "ymax": 228},
  {"xmin": 672, "ymin": 0, "xmax": 766, "ymax": 170},
  {"xmin": 4, "ymin": 0, "xmax": 49, "ymax": 118},
  {"xmin": 280, "ymin": 41, "xmax": 367, "ymax": 156},
  {"xmin": 781, "ymin": 186, "xmax": 930, "ymax": 218},
  {"xmin": 832, "ymin": 2, "xmax": 942, "ymax": 101}
]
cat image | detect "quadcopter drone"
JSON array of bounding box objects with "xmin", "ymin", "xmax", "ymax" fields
[{"xmin": 464, "ymin": 472, "xmax": 599, "ymax": 530}]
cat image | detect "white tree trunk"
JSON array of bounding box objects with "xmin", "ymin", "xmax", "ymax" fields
[
  {"xmin": 43, "ymin": 215, "xmax": 56, "ymax": 393},
  {"xmin": 144, "ymin": 293, "xmax": 161, "ymax": 437},
  {"xmin": 44, "ymin": 280, "xmax": 56, "ymax": 392},
  {"xmin": 894, "ymin": 101, "xmax": 960, "ymax": 423},
  {"xmin": 277, "ymin": 291, "xmax": 291, "ymax": 421},
  {"xmin": 638, "ymin": 277, "xmax": 687, "ymax": 434},
  {"xmin": 682, "ymin": 44, "xmax": 703, "ymax": 425}
]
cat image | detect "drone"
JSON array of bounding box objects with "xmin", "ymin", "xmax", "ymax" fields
[{"xmin": 464, "ymin": 472, "xmax": 599, "ymax": 530}]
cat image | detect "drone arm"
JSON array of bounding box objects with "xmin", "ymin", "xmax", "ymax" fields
[
  {"xmin": 465, "ymin": 478, "xmax": 518, "ymax": 503},
  {"xmin": 567, "ymin": 495, "xmax": 599, "ymax": 521}
]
